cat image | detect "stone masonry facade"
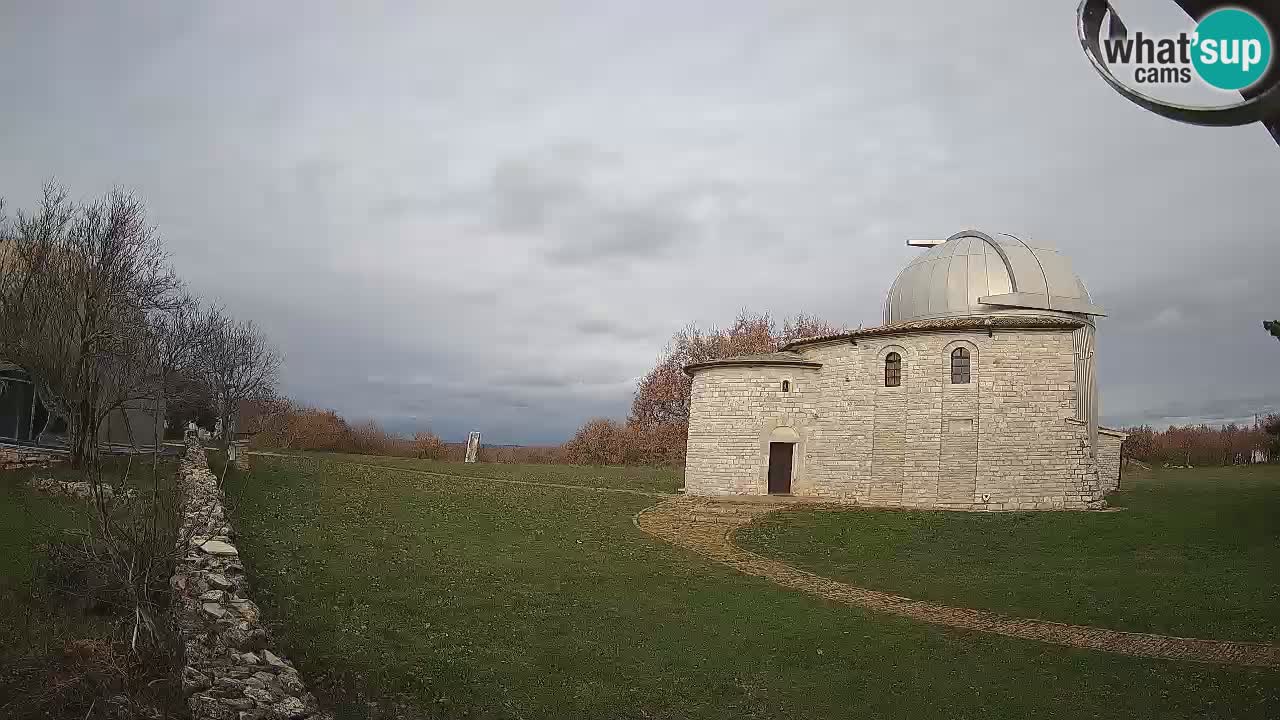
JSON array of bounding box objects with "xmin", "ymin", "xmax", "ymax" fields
[{"xmin": 685, "ymin": 327, "xmax": 1126, "ymax": 510}]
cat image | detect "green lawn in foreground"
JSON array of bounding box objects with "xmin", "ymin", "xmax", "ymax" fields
[
  {"xmin": 738, "ymin": 464, "xmax": 1280, "ymax": 642},
  {"xmin": 300, "ymin": 451, "xmax": 683, "ymax": 494},
  {"xmin": 221, "ymin": 454, "xmax": 1279, "ymax": 719},
  {"xmin": 0, "ymin": 454, "xmax": 179, "ymax": 658},
  {"xmin": 0, "ymin": 463, "xmax": 98, "ymax": 660}
]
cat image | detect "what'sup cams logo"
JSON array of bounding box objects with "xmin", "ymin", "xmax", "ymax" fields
[
  {"xmin": 1100, "ymin": 7, "xmax": 1271, "ymax": 89},
  {"xmin": 1078, "ymin": 1, "xmax": 1280, "ymax": 143}
]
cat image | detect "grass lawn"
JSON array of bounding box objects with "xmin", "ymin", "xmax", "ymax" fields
[
  {"xmin": 300, "ymin": 450, "xmax": 683, "ymax": 494},
  {"xmin": 737, "ymin": 464, "xmax": 1280, "ymax": 643},
  {"xmin": 221, "ymin": 454, "xmax": 1279, "ymax": 719},
  {"xmin": 1, "ymin": 459, "xmax": 102, "ymax": 659},
  {"xmin": 0, "ymin": 453, "xmax": 180, "ymax": 718}
]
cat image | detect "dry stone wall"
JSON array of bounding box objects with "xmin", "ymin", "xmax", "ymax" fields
[
  {"xmin": 0, "ymin": 445, "xmax": 62, "ymax": 471},
  {"xmin": 685, "ymin": 327, "xmax": 1121, "ymax": 510},
  {"xmin": 172, "ymin": 439, "xmax": 331, "ymax": 720}
]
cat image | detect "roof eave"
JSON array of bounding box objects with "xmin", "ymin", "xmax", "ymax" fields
[
  {"xmin": 683, "ymin": 358, "xmax": 823, "ymax": 376},
  {"xmin": 780, "ymin": 315, "xmax": 1087, "ymax": 352}
]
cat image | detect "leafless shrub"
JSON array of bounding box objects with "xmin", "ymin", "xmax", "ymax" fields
[
  {"xmin": 252, "ymin": 401, "xmax": 350, "ymax": 451},
  {"xmin": 4, "ymin": 453, "xmax": 188, "ymax": 719},
  {"xmin": 0, "ymin": 636, "xmax": 182, "ymax": 720},
  {"xmin": 412, "ymin": 431, "xmax": 448, "ymax": 460},
  {"xmin": 201, "ymin": 310, "xmax": 280, "ymax": 449},
  {"xmin": 348, "ymin": 420, "xmax": 391, "ymax": 455},
  {"xmin": 561, "ymin": 418, "xmax": 629, "ymax": 466}
]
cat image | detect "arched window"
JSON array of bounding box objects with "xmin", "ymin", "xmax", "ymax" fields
[
  {"xmin": 951, "ymin": 347, "xmax": 971, "ymax": 384},
  {"xmin": 884, "ymin": 352, "xmax": 901, "ymax": 387},
  {"xmin": 781, "ymin": 380, "xmax": 790, "ymax": 392}
]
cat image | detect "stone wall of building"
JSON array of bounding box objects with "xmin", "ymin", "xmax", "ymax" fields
[
  {"xmin": 172, "ymin": 439, "xmax": 331, "ymax": 720},
  {"xmin": 685, "ymin": 327, "xmax": 1114, "ymax": 510},
  {"xmin": 685, "ymin": 365, "xmax": 821, "ymax": 495},
  {"xmin": 1097, "ymin": 428, "xmax": 1126, "ymax": 492}
]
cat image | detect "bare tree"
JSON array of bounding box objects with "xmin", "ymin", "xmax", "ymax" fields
[
  {"xmin": 629, "ymin": 310, "xmax": 843, "ymax": 428},
  {"xmin": 0, "ymin": 185, "xmax": 207, "ymax": 677},
  {"xmin": 2, "ymin": 184, "xmax": 287, "ymax": 710},
  {"xmin": 150, "ymin": 294, "xmax": 220, "ymax": 430},
  {"xmin": 202, "ymin": 309, "xmax": 280, "ymax": 450},
  {"xmin": 0, "ymin": 183, "xmax": 181, "ymax": 466}
]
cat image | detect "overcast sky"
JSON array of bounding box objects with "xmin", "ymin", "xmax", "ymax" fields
[{"xmin": 2, "ymin": 1, "xmax": 1277, "ymax": 443}]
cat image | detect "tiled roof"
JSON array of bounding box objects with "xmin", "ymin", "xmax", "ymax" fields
[{"xmin": 779, "ymin": 314, "xmax": 1085, "ymax": 351}]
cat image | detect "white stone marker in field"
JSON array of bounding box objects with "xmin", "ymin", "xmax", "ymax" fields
[{"xmin": 465, "ymin": 431, "xmax": 481, "ymax": 463}]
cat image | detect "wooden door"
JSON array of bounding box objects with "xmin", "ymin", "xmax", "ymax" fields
[{"xmin": 767, "ymin": 442, "xmax": 793, "ymax": 494}]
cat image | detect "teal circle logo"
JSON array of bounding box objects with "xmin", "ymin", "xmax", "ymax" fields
[{"xmin": 1192, "ymin": 8, "xmax": 1272, "ymax": 90}]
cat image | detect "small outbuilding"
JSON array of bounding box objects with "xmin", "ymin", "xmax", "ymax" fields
[{"xmin": 683, "ymin": 230, "xmax": 1126, "ymax": 510}]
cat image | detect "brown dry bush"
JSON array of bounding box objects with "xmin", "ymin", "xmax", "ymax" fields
[
  {"xmin": 255, "ymin": 402, "xmax": 352, "ymax": 452},
  {"xmin": 252, "ymin": 401, "xmax": 441, "ymax": 457},
  {"xmin": 250, "ymin": 399, "xmax": 569, "ymax": 464},
  {"xmin": 561, "ymin": 418, "xmax": 629, "ymax": 466},
  {"xmin": 348, "ymin": 420, "xmax": 392, "ymax": 455},
  {"xmin": 411, "ymin": 431, "xmax": 448, "ymax": 460}
]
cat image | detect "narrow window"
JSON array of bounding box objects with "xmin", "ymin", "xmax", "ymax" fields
[
  {"xmin": 951, "ymin": 347, "xmax": 971, "ymax": 384},
  {"xmin": 781, "ymin": 380, "xmax": 790, "ymax": 392},
  {"xmin": 884, "ymin": 352, "xmax": 901, "ymax": 387}
]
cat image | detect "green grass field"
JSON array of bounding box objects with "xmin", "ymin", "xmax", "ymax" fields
[
  {"xmin": 220, "ymin": 454, "xmax": 1280, "ymax": 719},
  {"xmin": 737, "ymin": 464, "xmax": 1280, "ymax": 642},
  {"xmin": 301, "ymin": 451, "xmax": 683, "ymax": 494}
]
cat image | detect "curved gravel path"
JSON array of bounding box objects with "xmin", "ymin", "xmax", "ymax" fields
[{"xmin": 635, "ymin": 496, "xmax": 1280, "ymax": 668}]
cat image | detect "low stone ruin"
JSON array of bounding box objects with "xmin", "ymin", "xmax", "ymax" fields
[
  {"xmin": 0, "ymin": 445, "xmax": 62, "ymax": 471},
  {"xmin": 26, "ymin": 476, "xmax": 135, "ymax": 502},
  {"xmin": 172, "ymin": 439, "xmax": 330, "ymax": 720}
]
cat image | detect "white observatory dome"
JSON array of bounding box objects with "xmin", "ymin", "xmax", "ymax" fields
[{"xmin": 883, "ymin": 230, "xmax": 1103, "ymax": 326}]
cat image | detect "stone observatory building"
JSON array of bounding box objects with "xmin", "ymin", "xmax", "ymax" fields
[{"xmin": 683, "ymin": 230, "xmax": 1126, "ymax": 511}]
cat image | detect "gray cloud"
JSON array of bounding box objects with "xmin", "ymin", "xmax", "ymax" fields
[
  {"xmin": 540, "ymin": 203, "xmax": 688, "ymax": 265},
  {"xmin": 484, "ymin": 146, "xmax": 697, "ymax": 265},
  {"xmin": 573, "ymin": 316, "xmax": 660, "ymax": 342},
  {"xmin": 1, "ymin": 1, "xmax": 1276, "ymax": 443}
]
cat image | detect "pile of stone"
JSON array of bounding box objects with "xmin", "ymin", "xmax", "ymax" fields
[
  {"xmin": 0, "ymin": 446, "xmax": 62, "ymax": 471},
  {"xmin": 172, "ymin": 439, "xmax": 330, "ymax": 720},
  {"xmin": 26, "ymin": 477, "xmax": 133, "ymax": 502}
]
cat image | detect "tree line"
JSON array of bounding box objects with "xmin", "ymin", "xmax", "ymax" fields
[
  {"xmin": 0, "ymin": 182, "xmax": 280, "ymax": 464},
  {"xmin": 242, "ymin": 308, "xmax": 1280, "ymax": 469},
  {"xmin": 1119, "ymin": 417, "xmax": 1278, "ymax": 467},
  {"xmin": 245, "ymin": 401, "xmax": 563, "ymax": 463}
]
